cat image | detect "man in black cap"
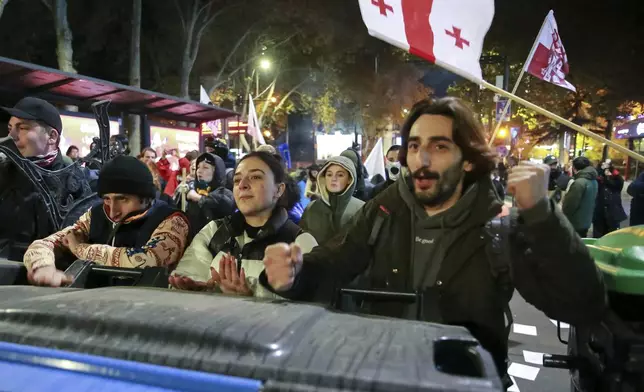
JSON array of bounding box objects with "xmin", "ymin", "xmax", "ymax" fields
[
  {"xmin": 0, "ymin": 97, "xmax": 71, "ymax": 260},
  {"xmin": 2, "ymin": 97, "xmax": 65, "ymax": 165},
  {"xmin": 23, "ymin": 156, "xmax": 191, "ymax": 287}
]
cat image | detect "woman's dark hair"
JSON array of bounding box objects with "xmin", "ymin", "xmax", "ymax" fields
[
  {"xmin": 139, "ymin": 147, "xmax": 157, "ymax": 158},
  {"xmin": 66, "ymin": 145, "xmax": 78, "ymax": 155},
  {"xmin": 238, "ymin": 151, "xmax": 287, "ymax": 183},
  {"xmin": 284, "ymin": 176, "xmax": 302, "ymax": 209},
  {"xmin": 185, "ymin": 150, "xmax": 199, "ymax": 161},
  {"xmin": 399, "ymin": 97, "xmax": 497, "ymax": 182},
  {"xmin": 308, "ymin": 165, "xmax": 319, "ymax": 181}
]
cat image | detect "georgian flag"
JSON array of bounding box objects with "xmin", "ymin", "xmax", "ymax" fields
[
  {"xmin": 524, "ymin": 11, "xmax": 576, "ymax": 92},
  {"xmin": 358, "ymin": 0, "xmax": 495, "ymax": 82}
]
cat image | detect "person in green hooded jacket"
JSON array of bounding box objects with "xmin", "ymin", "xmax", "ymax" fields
[
  {"xmin": 562, "ymin": 156, "xmax": 598, "ymax": 238},
  {"xmin": 299, "ymin": 156, "xmax": 365, "ymax": 245}
]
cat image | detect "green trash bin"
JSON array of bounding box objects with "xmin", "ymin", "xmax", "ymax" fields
[
  {"xmin": 547, "ymin": 227, "xmax": 644, "ymax": 391},
  {"xmin": 584, "ymin": 226, "xmax": 644, "ymax": 321}
]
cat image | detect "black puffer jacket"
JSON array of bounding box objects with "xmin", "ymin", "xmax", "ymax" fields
[{"xmin": 627, "ymin": 173, "xmax": 644, "ymax": 226}]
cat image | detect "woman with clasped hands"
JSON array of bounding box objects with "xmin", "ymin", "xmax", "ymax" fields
[{"xmin": 169, "ymin": 151, "xmax": 317, "ymax": 298}]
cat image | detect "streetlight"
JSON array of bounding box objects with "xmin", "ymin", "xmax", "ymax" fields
[
  {"xmin": 270, "ymin": 96, "xmax": 278, "ymax": 103},
  {"xmin": 497, "ymin": 128, "xmax": 508, "ymax": 138},
  {"xmin": 259, "ymin": 58, "xmax": 271, "ymax": 70},
  {"xmin": 254, "ymin": 57, "xmax": 272, "ymax": 97}
]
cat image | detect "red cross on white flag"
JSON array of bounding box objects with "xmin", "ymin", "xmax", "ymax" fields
[
  {"xmin": 524, "ymin": 11, "xmax": 576, "ymax": 92},
  {"xmin": 358, "ymin": 0, "xmax": 495, "ymax": 82}
]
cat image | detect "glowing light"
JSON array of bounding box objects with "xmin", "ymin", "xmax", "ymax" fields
[
  {"xmin": 259, "ymin": 58, "xmax": 271, "ymax": 70},
  {"xmin": 497, "ymin": 128, "xmax": 508, "ymax": 138},
  {"xmin": 270, "ymin": 97, "xmax": 278, "ymax": 103},
  {"xmin": 263, "ymin": 130, "xmax": 271, "ymax": 138}
]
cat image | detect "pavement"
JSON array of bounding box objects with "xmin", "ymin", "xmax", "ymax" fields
[{"xmin": 506, "ymin": 292, "xmax": 571, "ymax": 392}]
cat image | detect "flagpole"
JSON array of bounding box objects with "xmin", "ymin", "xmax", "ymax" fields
[
  {"xmin": 434, "ymin": 59, "xmax": 644, "ymax": 163},
  {"xmin": 488, "ymin": 13, "xmax": 550, "ymax": 147}
]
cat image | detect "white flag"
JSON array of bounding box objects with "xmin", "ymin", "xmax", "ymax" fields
[
  {"xmin": 364, "ymin": 138, "xmax": 386, "ymax": 181},
  {"xmin": 247, "ymin": 95, "xmax": 266, "ymax": 145},
  {"xmin": 524, "ymin": 11, "xmax": 576, "ymax": 92},
  {"xmin": 199, "ymin": 85, "xmax": 211, "ymax": 105},
  {"xmin": 358, "ymin": 0, "xmax": 494, "ymax": 82}
]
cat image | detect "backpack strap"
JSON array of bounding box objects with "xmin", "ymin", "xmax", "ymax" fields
[
  {"xmin": 484, "ymin": 209, "xmax": 518, "ymax": 342},
  {"xmin": 208, "ymin": 217, "xmax": 237, "ymax": 258},
  {"xmin": 368, "ymin": 205, "xmax": 390, "ymax": 246}
]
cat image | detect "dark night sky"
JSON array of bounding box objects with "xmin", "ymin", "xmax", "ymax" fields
[{"xmin": 0, "ymin": 0, "xmax": 642, "ymax": 101}]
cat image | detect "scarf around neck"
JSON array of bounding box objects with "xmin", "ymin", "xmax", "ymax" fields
[{"xmin": 29, "ymin": 149, "xmax": 59, "ymax": 168}]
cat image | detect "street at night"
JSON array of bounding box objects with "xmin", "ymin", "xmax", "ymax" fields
[{"xmin": 0, "ymin": 0, "xmax": 643, "ymax": 391}]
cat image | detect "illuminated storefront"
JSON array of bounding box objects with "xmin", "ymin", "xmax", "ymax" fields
[
  {"xmin": 615, "ymin": 121, "xmax": 644, "ymax": 140},
  {"xmin": 149, "ymin": 124, "xmax": 201, "ymax": 157},
  {"xmin": 59, "ymin": 114, "xmax": 120, "ymax": 157},
  {"xmin": 316, "ymin": 132, "xmax": 362, "ymax": 161}
]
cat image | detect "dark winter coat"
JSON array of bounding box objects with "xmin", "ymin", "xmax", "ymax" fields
[
  {"xmin": 185, "ymin": 153, "xmax": 235, "ymax": 239},
  {"xmin": 261, "ymin": 175, "xmax": 607, "ymax": 379},
  {"xmin": 0, "ymin": 151, "xmax": 70, "ymax": 260},
  {"xmin": 562, "ymin": 166, "xmax": 598, "ymax": 231},
  {"xmin": 594, "ymin": 170, "xmax": 627, "ymax": 229},
  {"xmin": 627, "ymin": 173, "xmax": 644, "ymax": 226}
]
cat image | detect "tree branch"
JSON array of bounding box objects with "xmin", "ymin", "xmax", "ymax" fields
[
  {"xmin": 273, "ymin": 79, "xmax": 308, "ymax": 113},
  {"xmin": 258, "ymin": 79, "xmax": 277, "ymax": 125},
  {"xmin": 211, "ymin": 25, "xmax": 255, "ymax": 88},
  {"xmin": 196, "ymin": 1, "xmax": 242, "ymax": 40},
  {"xmin": 208, "ymin": 33, "xmax": 297, "ymax": 94},
  {"xmin": 0, "ymin": 0, "xmax": 11, "ymax": 19},
  {"xmin": 173, "ymin": 0, "xmax": 186, "ymax": 33},
  {"xmin": 196, "ymin": 0, "xmax": 213, "ymax": 20},
  {"xmin": 40, "ymin": 0, "xmax": 52, "ymax": 12}
]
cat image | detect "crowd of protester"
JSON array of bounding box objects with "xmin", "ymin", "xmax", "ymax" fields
[{"xmin": 3, "ymin": 95, "xmax": 643, "ymax": 389}]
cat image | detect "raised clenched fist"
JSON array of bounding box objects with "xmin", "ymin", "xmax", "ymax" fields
[
  {"xmin": 507, "ymin": 162, "xmax": 549, "ymax": 211},
  {"xmin": 263, "ymin": 243, "xmax": 303, "ymax": 292}
]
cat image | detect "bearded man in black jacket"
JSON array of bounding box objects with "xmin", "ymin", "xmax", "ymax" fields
[{"xmin": 260, "ymin": 97, "xmax": 606, "ymax": 388}]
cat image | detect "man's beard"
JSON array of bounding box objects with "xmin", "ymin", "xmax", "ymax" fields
[{"xmin": 411, "ymin": 160, "xmax": 465, "ymax": 207}]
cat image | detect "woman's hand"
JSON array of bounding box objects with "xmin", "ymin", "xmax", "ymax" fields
[
  {"xmin": 169, "ymin": 274, "xmax": 211, "ymax": 291},
  {"xmin": 210, "ymin": 254, "xmax": 253, "ymax": 296},
  {"xmin": 176, "ymin": 182, "xmax": 190, "ymax": 194}
]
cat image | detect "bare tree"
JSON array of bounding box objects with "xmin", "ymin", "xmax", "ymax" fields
[
  {"xmin": 129, "ymin": 0, "xmax": 143, "ymax": 155},
  {"xmin": 41, "ymin": 0, "xmax": 76, "ymax": 73},
  {"xmin": 174, "ymin": 0, "xmax": 239, "ymax": 98},
  {"xmin": 130, "ymin": 0, "xmax": 142, "ymax": 88},
  {"xmin": 0, "ymin": 0, "xmax": 10, "ymax": 20}
]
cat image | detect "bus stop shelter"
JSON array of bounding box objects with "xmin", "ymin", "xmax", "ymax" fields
[{"xmin": 0, "ymin": 56, "xmax": 238, "ymax": 150}]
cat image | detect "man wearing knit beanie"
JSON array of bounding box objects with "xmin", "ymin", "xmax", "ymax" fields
[{"xmin": 23, "ymin": 156, "xmax": 190, "ymax": 287}]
